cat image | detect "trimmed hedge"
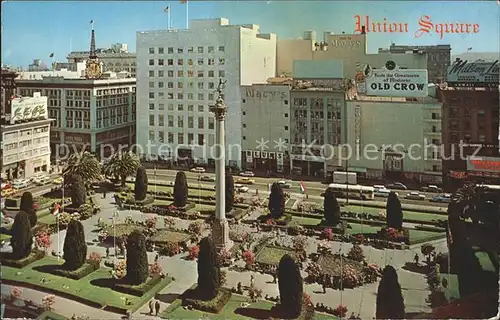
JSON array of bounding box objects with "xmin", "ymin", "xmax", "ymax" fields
[
  {"xmin": 183, "ymin": 287, "xmax": 232, "ymax": 313},
  {"xmin": 125, "ymin": 195, "xmax": 155, "ymax": 206},
  {"xmin": 1, "ymin": 250, "xmax": 45, "ymax": 268},
  {"xmin": 114, "ymin": 276, "xmax": 162, "ymax": 297},
  {"xmin": 36, "ymin": 261, "xmax": 100, "ymax": 280}
]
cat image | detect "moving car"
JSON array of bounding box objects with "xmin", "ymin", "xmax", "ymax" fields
[
  {"xmin": 199, "ymin": 175, "xmax": 216, "ymax": 182},
  {"xmin": 405, "ymin": 191, "xmax": 426, "ymax": 200},
  {"xmin": 421, "ymin": 185, "xmax": 443, "ymax": 193},
  {"xmin": 430, "ymin": 194, "xmax": 452, "ymax": 203},
  {"xmin": 277, "ymin": 180, "xmax": 292, "ymax": 189},
  {"xmin": 238, "ymin": 186, "xmax": 250, "ymax": 193},
  {"xmin": 30, "ymin": 173, "xmax": 47, "ymax": 182},
  {"xmin": 1, "ymin": 188, "xmax": 16, "ymax": 197},
  {"xmin": 190, "ymin": 167, "xmax": 206, "ymax": 173},
  {"xmin": 239, "ymin": 171, "xmax": 255, "ymax": 177},
  {"xmin": 236, "ymin": 177, "xmax": 255, "ymax": 185},
  {"xmin": 375, "ymin": 189, "xmax": 399, "ymax": 198},
  {"xmin": 53, "ymin": 177, "xmax": 64, "ymax": 185},
  {"xmin": 386, "ymin": 182, "xmax": 407, "ymax": 190},
  {"xmin": 373, "ymin": 185, "xmax": 387, "ymax": 192},
  {"xmin": 13, "ymin": 179, "xmax": 30, "ymax": 189},
  {"xmin": 34, "ymin": 175, "xmax": 51, "ymax": 186}
]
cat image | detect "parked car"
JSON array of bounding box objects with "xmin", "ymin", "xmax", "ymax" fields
[
  {"xmin": 277, "ymin": 180, "xmax": 292, "ymax": 189},
  {"xmin": 238, "ymin": 186, "xmax": 250, "ymax": 193},
  {"xmin": 1, "ymin": 188, "xmax": 16, "ymax": 197},
  {"xmin": 405, "ymin": 191, "xmax": 426, "ymax": 200},
  {"xmin": 34, "ymin": 176, "xmax": 51, "ymax": 186},
  {"xmin": 373, "ymin": 185, "xmax": 387, "ymax": 192},
  {"xmin": 430, "ymin": 194, "xmax": 452, "ymax": 203},
  {"xmin": 375, "ymin": 189, "xmax": 398, "ymax": 198},
  {"xmin": 421, "ymin": 185, "xmax": 443, "ymax": 193},
  {"xmin": 386, "ymin": 182, "xmax": 407, "ymax": 190},
  {"xmin": 239, "ymin": 171, "xmax": 255, "ymax": 177},
  {"xmin": 190, "ymin": 167, "xmax": 206, "ymax": 173},
  {"xmin": 236, "ymin": 177, "xmax": 255, "ymax": 185},
  {"xmin": 30, "ymin": 173, "xmax": 47, "ymax": 182},
  {"xmin": 13, "ymin": 179, "xmax": 30, "ymax": 189},
  {"xmin": 200, "ymin": 175, "xmax": 216, "ymax": 182}
]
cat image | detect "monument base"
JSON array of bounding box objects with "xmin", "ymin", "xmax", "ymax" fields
[{"xmin": 212, "ymin": 218, "xmax": 233, "ymax": 251}]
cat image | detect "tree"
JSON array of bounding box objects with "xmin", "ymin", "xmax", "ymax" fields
[
  {"xmin": 126, "ymin": 230, "xmax": 149, "ymax": 285},
  {"xmin": 268, "ymin": 182, "xmax": 285, "ymax": 219},
  {"xmin": 134, "ymin": 166, "xmax": 148, "ymax": 201},
  {"xmin": 197, "ymin": 237, "xmax": 220, "ymax": 300},
  {"xmin": 376, "ymin": 265, "xmax": 405, "ymax": 319},
  {"xmin": 71, "ymin": 175, "xmax": 86, "ymax": 207},
  {"xmin": 62, "ymin": 151, "xmax": 101, "ymax": 186},
  {"xmin": 225, "ymin": 173, "xmax": 235, "ymax": 213},
  {"xmin": 173, "ymin": 171, "xmax": 189, "ymax": 207},
  {"xmin": 63, "ymin": 219, "xmax": 87, "ymax": 270},
  {"xmin": 103, "ymin": 150, "xmax": 141, "ymax": 186},
  {"xmin": 20, "ymin": 191, "xmax": 37, "ymax": 227},
  {"xmin": 10, "ymin": 211, "xmax": 33, "ymax": 259},
  {"xmin": 323, "ymin": 188, "xmax": 340, "ymax": 225},
  {"xmin": 386, "ymin": 192, "xmax": 403, "ymax": 229},
  {"xmin": 278, "ymin": 254, "xmax": 303, "ymax": 318}
]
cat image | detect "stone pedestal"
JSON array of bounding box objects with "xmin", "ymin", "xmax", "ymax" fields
[{"xmin": 212, "ymin": 218, "xmax": 233, "ymax": 250}]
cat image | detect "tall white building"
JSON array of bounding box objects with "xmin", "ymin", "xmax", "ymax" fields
[{"xmin": 136, "ymin": 18, "xmax": 277, "ymax": 168}]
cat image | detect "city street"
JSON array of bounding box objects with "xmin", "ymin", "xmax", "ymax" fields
[{"xmin": 145, "ymin": 169, "xmax": 449, "ymax": 208}]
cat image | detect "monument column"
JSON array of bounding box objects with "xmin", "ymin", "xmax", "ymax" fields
[{"xmin": 210, "ymin": 81, "xmax": 233, "ymax": 250}]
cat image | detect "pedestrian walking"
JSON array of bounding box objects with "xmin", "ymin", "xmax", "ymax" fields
[
  {"xmin": 149, "ymin": 299, "xmax": 154, "ymax": 315},
  {"xmin": 322, "ymin": 276, "xmax": 327, "ymax": 294},
  {"xmin": 103, "ymin": 191, "xmax": 107, "ymax": 199},
  {"xmin": 155, "ymin": 253, "xmax": 159, "ymax": 262},
  {"xmin": 250, "ymin": 275, "xmax": 255, "ymax": 288},
  {"xmin": 155, "ymin": 300, "xmax": 161, "ymax": 315},
  {"xmin": 106, "ymin": 247, "xmax": 110, "ymax": 258},
  {"xmin": 271, "ymin": 265, "xmax": 277, "ymax": 283},
  {"xmin": 414, "ymin": 253, "xmax": 419, "ymax": 265}
]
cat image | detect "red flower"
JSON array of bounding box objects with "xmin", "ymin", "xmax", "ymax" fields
[
  {"xmin": 188, "ymin": 245, "xmax": 200, "ymax": 260},
  {"xmin": 33, "ymin": 202, "xmax": 39, "ymax": 210},
  {"xmin": 266, "ymin": 219, "xmax": 275, "ymax": 225}
]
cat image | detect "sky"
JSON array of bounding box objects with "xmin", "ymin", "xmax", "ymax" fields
[{"xmin": 2, "ymin": 0, "xmax": 500, "ymax": 67}]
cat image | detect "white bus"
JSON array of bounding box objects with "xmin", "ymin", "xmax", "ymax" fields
[
  {"xmin": 327, "ymin": 183, "xmax": 375, "ymax": 200},
  {"xmin": 477, "ymin": 184, "xmax": 500, "ymax": 191}
]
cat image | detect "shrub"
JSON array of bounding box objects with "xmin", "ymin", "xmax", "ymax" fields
[
  {"xmin": 88, "ymin": 252, "xmax": 102, "ymax": 264},
  {"xmin": 20, "ymin": 192, "xmax": 37, "ymax": 227},
  {"xmin": 35, "ymin": 228, "xmax": 52, "ymax": 253},
  {"xmin": 188, "ymin": 245, "xmax": 200, "ymax": 260},
  {"xmin": 126, "ymin": 230, "xmax": 149, "ymax": 285},
  {"xmin": 386, "ymin": 192, "xmax": 403, "ymax": 229},
  {"xmin": 57, "ymin": 212, "xmax": 74, "ymax": 229},
  {"xmin": 145, "ymin": 216, "xmax": 157, "ymax": 229},
  {"xmin": 321, "ymin": 228, "xmax": 334, "ymax": 241},
  {"xmin": 113, "ymin": 260, "xmax": 127, "ymax": 279},
  {"xmin": 184, "ymin": 288, "xmax": 231, "ymax": 313},
  {"xmin": 347, "ymin": 244, "xmax": 365, "ymax": 262},
  {"xmin": 174, "ymin": 171, "xmax": 189, "ymax": 207},
  {"xmin": 242, "ymin": 250, "xmax": 255, "ymax": 269},
  {"xmin": 149, "ymin": 262, "xmax": 163, "ymax": 277},
  {"xmin": 376, "ymin": 265, "xmax": 405, "ymax": 319},
  {"xmin": 323, "ymin": 188, "xmax": 340, "ymax": 225},
  {"xmin": 160, "ymin": 242, "xmax": 181, "ymax": 256},
  {"xmin": 41, "ymin": 295, "xmax": 56, "ymax": 310},
  {"xmin": 188, "ymin": 221, "xmax": 204, "ymax": 242},
  {"xmin": 197, "ymin": 237, "xmax": 220, "ymax": 300},
  {"xmin": 268, "ymin": 182, "xmax": 285, "ymax": 219},
  {"xmin": 10, "ymin": 211, "xmax": 33, "ymax": 259},
  {"xmin": 63, "ymin": 220, "xmax": 87, "ymax": 270},
  {"xmin": 225, "ymin": 173, "xmax": 235, "ymax": 213},
  {"xmin": 71, "ymin": 175, "xmax": 86, "ymax": 207},
  {"xmin": 163, "ymin": 216, "xmax": 175, "ymax": 228},
  {"xmin": 134, "ymin": 166, "xmax": 148, "ymax": 201},
  {"xmin": 278, "ymin": 254, "xmax": 303, "ymax": 318},
  {"xmin": 10, "ymin": 286, "xmax": 23, "ymax": 300},
  {"xmin": 333, "ymin": 305, "xmax": 348, "ymax": 318},
  {"xmin": 248, "ymin": 286, "xmax": 263, "ymax": 300},
  {"xmin": 217, "ymin": 248, "xmax": 232, "ymax": 267}
]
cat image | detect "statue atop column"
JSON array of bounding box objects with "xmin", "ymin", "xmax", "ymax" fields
[{"xmin": 210, "ymin": 79, "xmax": 227, "ymax": 121}]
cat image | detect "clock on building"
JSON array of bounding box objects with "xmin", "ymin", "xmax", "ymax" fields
[
  {"xmin": 385, "ymin": 60, "xmax": 396, "ymax": 70},
  {"xmin": 85, "ymin": 60, "xmax": 102, "ymax": 79}
]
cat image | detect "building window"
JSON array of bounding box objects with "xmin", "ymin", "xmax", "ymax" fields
[
  {"xmin": 284, "ymin": 113, "xmax": 288, "ymax": 118},
  {"xmin": 149, "ymin": 70, "xmax": 154, "ymax": 77},
  {"xmin": 187, "ymin": 46, "xmax": 194, "ymax": 53},
  {"xmin": 149, "ymin": 59, "xmax": 154, "ymax": 66},
  {"xmin": 243, "ymin": 136, "xmax": 246, "ymax": 140},
  {"xmin": 197, "ymin": 71, "xmax": 204, "ymax": 78},
  {"xmin": 168, "ymin": 59, "xmax": 173, "ymax": 66},
  {"xmin": 178, "ymin": 59, "xmax": 184, "ymax": 66},
  {"xmin": 168, "ymin": 104, "xmax": 174, "ymax": 111},
  {"xmin": 158, "ymin": 47, "xmax": 164, "ymax": 54},
  {"xmin": 218, "ymin": 46, "xmax": 225, "ymax": 52},
  {"xmin": 208, "ymin": 58, "xmax": 215, "ymax": 65},
  {"xmin": 208, "ymin": 71, "xmax": 214, "ymax": 77},
  {"xmin": 208, "ymin": 82, "xmax": 215, "ymax": 89},
  {"xmin": 219, "ymin": 70, "xmax": 225, "ymax": 77},
  {"xmin": 149, "ymin": 92, "xmax": 155, "ymax": 99},
  {"xmin": 159, "ymin": 103, "xmax": 165, "ymax": 110},
  {"xmin": 149, "ymin": 130, "xmax": 155, "ymax": 141},
  {"xmin": 188, "ymin": 70, "xmax": 194, "ymax": 77},
  {"xmin": 187, "ymin": 59, "xmax": 193, "ymax": 66},
  {"xmin": 198, "ymin": 105, "xmax": 204, "ymax": 112},
  {"xmin": 479, "ymin": 135, "xmax": 486, "ymax": 142},
  {"xmin": 177, "ymin": 93, "xmax": 184, "ymax": 99},
  {"xmin": 198, "ymin": 93, "xmax": 204, "ymax": 100},
  {"xmin": 158, "ymin": 59, "xmax": 164, "ymax": 66},
  {"xmin": 168, "ymin": 82, "xmax": 174, "ymax": 88},
  {"xmin": 188, "ymin": 116, "xmax": 194, "ymax": 128},
  {"xmin": 219, "ymin": 58, "xmax": 225, "ymax": 65},
  {"xmin": 178, "ymin": 116, "xmax": 184, "ymax": 128},
  {"xmin": 149, "ymin": 81, "xmax": 155, "ymax": 88},
  {"xmin": 178, "ymin": 133, "xmax": 184, "ymax": 144},
  {"xmin": 198, "ymin": 46, "xmax": 204, "ymax": 53},
  {"xmin": 168, "ymin": 47, "xmax": 173, "ymax": 54},
  {"xmin": 208, "ymin": 93, "xmax": 214, "ymax": 101},
  {"xmin": 285, "ymin": 126, "xmax": 288, "ymax": 131},
  {"xmin": 243, "ymin": 124, "xmax": 246, "ymax": 128},
  {"xmin": 158, "ymin": 81, "xmax": 164, "ymax": 88},
  {"xmin": 168, "ymin": 70, "xmax": 174, "ymax": 77},
  {"xmin": 198, "ymin": 82, "xmax": 204, "ymax": 89},
  {"xmin": 149, "ymin": 115, "xmax": 155, "ymax": 126},
  {"xmin": 284, "ymin": 100, "xmax": 288, "ymax": 105},
  {"xmin": 178, "ymin": 82, "xmax": 184, "ymax": 89},
  {"xmin": 208, "ymin": 117, "xmax": 214, "ymax": 129},
  {"xmin": 168, "ymin": 132, "xmax": 174, "ymax": 143},
  {"xmin": 188, "ymin": 133, "xmax": 194, "ymax": 144},
  {"xmin": 158, "ymin": 115, "xmax": 164, "ymax": 126},
  {"xmin": 188, "ymin": 93, "xmax": 194, "ymax": 100},
  {"xmin": 198, "ymin": 117, "xmax": 204, "ymax": 129},
  {"xmin": 149, "ymin": 48, "xmax": 155, "ymax": 54},
  {"xmin": 188, "ymin": 104, "xmax": 194, "ymax": 112},
  {"xmin": 149, "ymin": 103, "xmax": 155, "ymax": 110},
  {"xmin": 178, "ymin": 70, "xmax": 184, "ymax": 77},
  {"xmin": 168, "ymin": 115, "xmax": 174, "ymax": 127},
  {"xmin": 177, "ymin": 48, "xmax": 183, "ymax": 54},
  {"xmin": 208, "ymin": 46, "xmax": 214, "ymax": 53},
  {"xmin": 198, "ymin": 58, "xmax": 204, "ymax": 66},
  {"xmin": 198, "ymin": 134, "xmax": 204, "ymax": 145},
  {"xmin": 178, "ymin": 104, "xmax": 184, "ymax": 111}
]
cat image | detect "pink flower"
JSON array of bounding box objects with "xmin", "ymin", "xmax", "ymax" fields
[
  {"xmin": 188, "ymin": 246, "xmax": 200, "ymax": 260},
  {"xmin": 10, "ymin": 287, "xmax": 22, "ymax": 300},
  {"xmin": 149, "ymin": 262, "xmax": 163, "ymax": 276}
]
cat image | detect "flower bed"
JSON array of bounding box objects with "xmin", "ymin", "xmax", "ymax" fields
[
  {"xmin": 33, "ymin": 261, "xmax": 100, "ymax": 280},
  {"xmin": 183, "ymin": 287, "xmax": 232, "ymax": 313},
  {"xmin": 255, "ymin": 246, "xmax": 297, "ymax": 267},
  {"xmin": 113, "ymin": 276, "xmax": 166, "ymax": 297},
  {"xmin": 102, "ymin": 224, "xmax": 146, "ymax": 239},
  {"xmin": 149, "ymin": 229, "xmax": 191, "ymax": 245},
  {"xmin": 1, "ymin": 250, "xmax": 46, "ymax": 268}
]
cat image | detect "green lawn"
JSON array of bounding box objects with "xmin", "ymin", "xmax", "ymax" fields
[
  {"xmin": 38, "ymin": 213, "xmax": 57, "ymax": 225},
  {"xmin": 160, "ymin": 294, "xmax": 336, "ymax": 320},
  {"xmin": 1, "ymin": 256, "xmax": 171, "ymax": 313},
  {"xmin": 126, "ymin": 183, "xmax": 215, "ymax": 195},
  {"xmin": 0, "ymin": 233, "xmax": 12, "ymax": 241},
  {"xmin": 36, "ymin": 310, "xmax": 69, "ymax": 320}
]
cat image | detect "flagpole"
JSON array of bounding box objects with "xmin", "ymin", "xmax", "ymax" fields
[
  {"xmin": 185, "ymin": 1, "xmax": 189, "ymax": 29},
  {"xmin": 58, "ymin": 181, "xmax": 64, "ymax": 261},
  {"xmin": 168, "ymin": 7, "xmax": 171, "ymax": 29}
]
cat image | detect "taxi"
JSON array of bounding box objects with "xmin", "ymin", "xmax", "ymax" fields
[{"xmin": 236, "ymin": 177, "xmax": 255, "ymax": 185}]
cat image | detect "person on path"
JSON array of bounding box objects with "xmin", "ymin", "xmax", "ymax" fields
[
  {"xmin": 149, "ymin": 299, "xmax": 154, "ymax": 315},
  {"xmin": 106, "ymin": 247, "xmax": 110, "ymax": 258},
  {"xmin": 103, "ymin": 191, "xmax": 107, "ymax": 199},
  {"xmin": 414, "ymin": 253, "xmax": 419, "ymax": 265},
  {"xmin": 155, "ymin": 253, "xmax": 159, "ymax": 263},
  {"xmin": 155, "ymin": 300, "xmax": 161, "ymax": 316},
  {"xmin": 271, "ymin": 265, "xmax": 277, "ymax": 283},
  {"xmin": 250, "ymin": 275, "xmax": 255, "ymax": 288}
]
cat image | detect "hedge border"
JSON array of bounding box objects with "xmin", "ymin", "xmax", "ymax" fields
[
  {"xmin": 183, "ymin": 287, "xmax": 232, "ymax": 314},
  {"xmin": 1, "ymin": 250, "xmax": 46, "ymax": 268},
  {"xmin": 36, "ymin": 261, "xmax": 100, "ymax": 280},
  {"xmin": 113, "ymin": 276, "xmax": 162, "ymax": 297}
]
